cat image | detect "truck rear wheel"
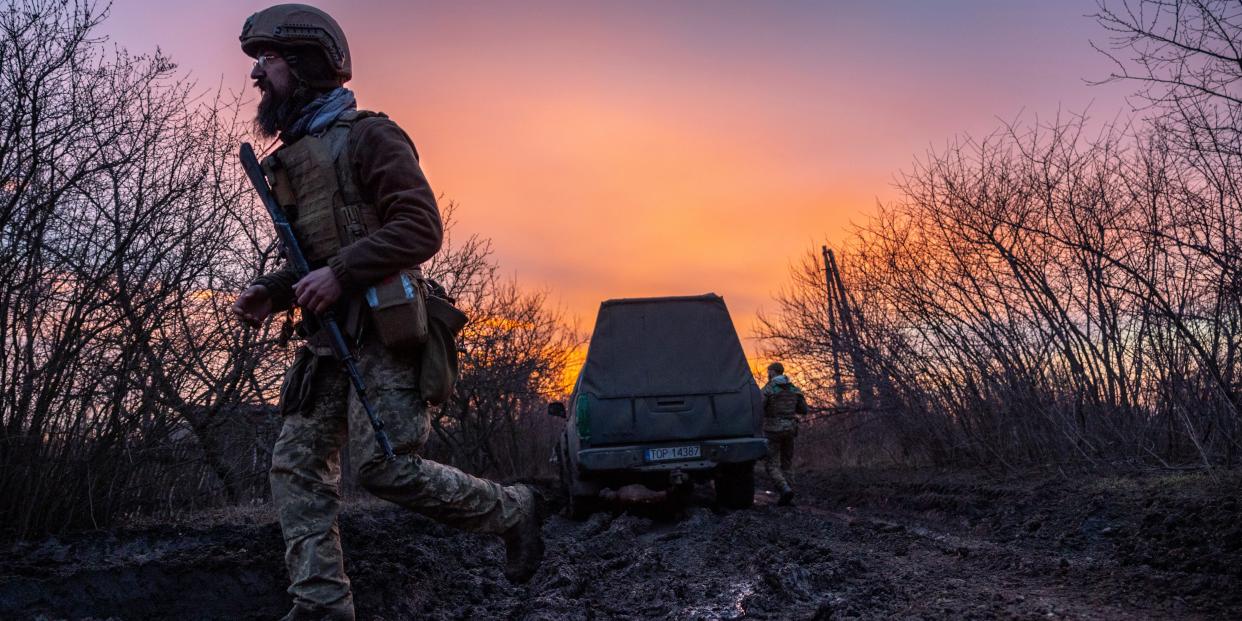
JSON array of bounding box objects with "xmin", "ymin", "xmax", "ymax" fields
[
  {"xmin": 559, "ymin": 442, "xmax": 598, "ymax": 520},
  {"xmin": 714, "ymin": 461, "xmax": 755, "ymax": 509}
]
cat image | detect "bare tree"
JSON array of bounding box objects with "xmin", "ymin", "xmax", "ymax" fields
[
  {"xmin": 1093, "ymin": 0, "xmax": 1242, "ymax": 149},
  {"xmin": 0, "ymin": 1, "xmax": 584, "ymax": 539},
  {"xmin": 1094, "ymin": 0, "xmax": 1242, "ymax": 460},
  {"xmin": 761, "ymin": 114, "xmax": 1241, "ymax": 468},
  {"xmin": 423, "ymin": 213, "xmax": 580, "ymax": 478},
  {"xmin": 0, "ymin": 1, "xmax": 285, "ymax": 537},
  {"xmin": 757, "ymin": 2, "xmax": 1242, "ymax": 470}
]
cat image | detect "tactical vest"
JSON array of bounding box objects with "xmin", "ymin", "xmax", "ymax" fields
[
  {"xmin": 262, "ymin": 110, "xmax": 431, "ymax": 351},
  {"xmin": 764, "ymin": 386, "xmax": 801, "ymax": 419},
  {"xmin": 261, "ymin": 110, "xmax": 383, "ymax": 264}
]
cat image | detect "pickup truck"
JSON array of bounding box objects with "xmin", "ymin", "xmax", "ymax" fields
[{"xmin": 550, "ymin": 294, "xmax": 768, "ymax": 517}]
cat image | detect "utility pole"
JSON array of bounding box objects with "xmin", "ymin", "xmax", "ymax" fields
[
  {"xmin": 822, "ymin": 246, "xmax": 873, "ymax": 408},
  {"xmin": 822, "ymin": 246, "xmax": 845, "ymax": 405}
]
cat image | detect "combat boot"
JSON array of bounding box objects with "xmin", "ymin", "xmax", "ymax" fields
[
  {"xmin": 279, "ymin": 603, "xmax": 355, "ymax": 621},
  {"xmin": 778, "ymin": 488, "xmax": 796, "ymax": 507},
  {"xmin": 502, "ymin": 484, "xmax": 545, "ymax": 583}
]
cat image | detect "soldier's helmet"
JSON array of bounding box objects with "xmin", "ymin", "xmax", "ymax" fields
[
  {"xmin": 767, "ymin": 362, "xmax": 784, "ymax": 375},
  {"xmin": 240, "ymin": 4, "xmax": 351, "ymax": 83}
]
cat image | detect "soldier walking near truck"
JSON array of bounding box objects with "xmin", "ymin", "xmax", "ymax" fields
[
  {"xmin": 229, "ymin": 5, "xmax": 543, "ymax": 620},
  {"xmin": 762, "ymin": 362, "xmax": 807, "ymax": 506}
]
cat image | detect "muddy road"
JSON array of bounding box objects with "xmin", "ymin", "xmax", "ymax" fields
[{"xmin": 2, "ymin": 468, "xmax": 1238, "ymax": 620}]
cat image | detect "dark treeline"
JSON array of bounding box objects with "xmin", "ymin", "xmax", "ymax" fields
[
  {"xmin": 762, "ymin": 0, "xmax": 1242, "ymax": 469},
  {"xmin": 0, "ymin": 1, "xmax": 573, "ymax": 539}
]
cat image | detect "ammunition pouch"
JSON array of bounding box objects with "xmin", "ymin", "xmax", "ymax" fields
[
  {"xmin": 365, "ymin": 269, "xmax": 428, "ymax": 350},
  {"xmin": 279, "ymin": 347, "xmax": 321, "ymax": 417},
  {"xmin": 420, "ymin": 293, "xmax": 468, "ymax": 405},
  {"xmin": 363, "ymin": 270, "xmax": 469, "ymax": 406}
]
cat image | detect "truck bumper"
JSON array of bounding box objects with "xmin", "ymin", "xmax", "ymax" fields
[{"xmin": 576, "ymin": 437, "xmax": 768, "ymax": 472}]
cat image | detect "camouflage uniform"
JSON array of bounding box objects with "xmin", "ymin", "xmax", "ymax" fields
[
  {"xmin": 271, "ymin": 335, "xmax": 533, "ymax": 618},
  {"xmin": 761, "ymin": 375, "xmax": 806, "ymax": 496},
  {"xmin": 241, "ymin": 7, "xmax": 541, "ymax": 618}
]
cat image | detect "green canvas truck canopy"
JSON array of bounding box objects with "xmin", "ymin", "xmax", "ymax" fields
[{"xmin": 577, "ymin": 294, "xmax": 754, "ymax": 399}]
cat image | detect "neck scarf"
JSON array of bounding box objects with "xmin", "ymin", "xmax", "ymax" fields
[{"xmin": 282, "ymin": 87, "xmax": 357, "ymax": 141}]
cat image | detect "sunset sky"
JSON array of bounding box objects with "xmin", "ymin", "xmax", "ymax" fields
[{"xmin": 104, "ymin": 1, "xmax": 1134, "ymax": 356}]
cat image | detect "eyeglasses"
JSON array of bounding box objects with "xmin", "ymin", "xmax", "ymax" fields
[{"xmin": 253, "ymin": 52, "xmax": 282, "ymax": 69}]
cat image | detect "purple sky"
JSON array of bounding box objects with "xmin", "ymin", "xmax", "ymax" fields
[{"xmin": 100, "ymin": 1, "xmax": 1138, "ymax": 353}]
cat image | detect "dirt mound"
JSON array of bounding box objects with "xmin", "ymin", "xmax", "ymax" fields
[
  {"xmin": 2, "ymin": 469, "xmax": 1238, "ymax": 619},
  {"xmin": 1, "ymin": 520, "xmax": 287, "ymax": 619},
  {"xmin": 1117, "ymin": 491, "xmax": 1242, "ymax": 573}
]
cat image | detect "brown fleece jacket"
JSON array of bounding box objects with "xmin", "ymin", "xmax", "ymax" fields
[{"xmin": 251, "ymin": 116, "xmax": 442, "ymax": 312}]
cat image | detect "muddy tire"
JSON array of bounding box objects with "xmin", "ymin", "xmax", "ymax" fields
[
  {"xmin": 714, "ymin": 462, "xmax": 755, "ymax": 509},
  {"xmin": 556, "ymin": 438, "xmax": 593, "ymax": 519}
]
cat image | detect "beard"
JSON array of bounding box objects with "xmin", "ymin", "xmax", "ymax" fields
[{"xmin": 253, "ymin": 80, "xmax": 313, "ymax": 138}]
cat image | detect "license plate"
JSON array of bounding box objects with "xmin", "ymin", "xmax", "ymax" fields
[{"xmin": 645, "ymin": 445, "xmax": 701, "ymax": 462}]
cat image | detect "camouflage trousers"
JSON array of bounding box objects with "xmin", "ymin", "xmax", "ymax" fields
[
  {"xmin": 270, "ymin": 338, "xmax": 529, "ymax": 620},
  {"xmin": 763, "ymin": 425, "xmax": 796, "ymax": 493}
]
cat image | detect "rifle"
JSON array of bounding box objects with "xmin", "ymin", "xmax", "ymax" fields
[{"xmin": 239, "ymin": 142, "xmax": 396, "ymax": 461}]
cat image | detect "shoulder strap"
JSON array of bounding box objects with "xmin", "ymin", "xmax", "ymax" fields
[
  {"xmin": 322, "ymin": 110, "xmax": 426, "ymax": 247},
  {"xmin": 324, "ymin": 110, "xmax": 387, "ymax": 206}
]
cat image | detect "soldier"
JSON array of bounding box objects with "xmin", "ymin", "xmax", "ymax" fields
[
  {"xmin": 229, "ymin": 5, "xmax": 543, "ymax": 619},
  {"xmin": 761, "ymin": 362, "xmax": 807, "ymax": 506}
]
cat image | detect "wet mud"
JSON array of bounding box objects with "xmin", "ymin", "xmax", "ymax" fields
[{"xmin": 1, "ymin": 468, "xmax": 1238, "ymax": 619}]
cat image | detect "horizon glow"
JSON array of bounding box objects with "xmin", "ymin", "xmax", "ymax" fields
[{"xmin": 101, "ymin": 1, "xmax": 1136, "ymax": 371}]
